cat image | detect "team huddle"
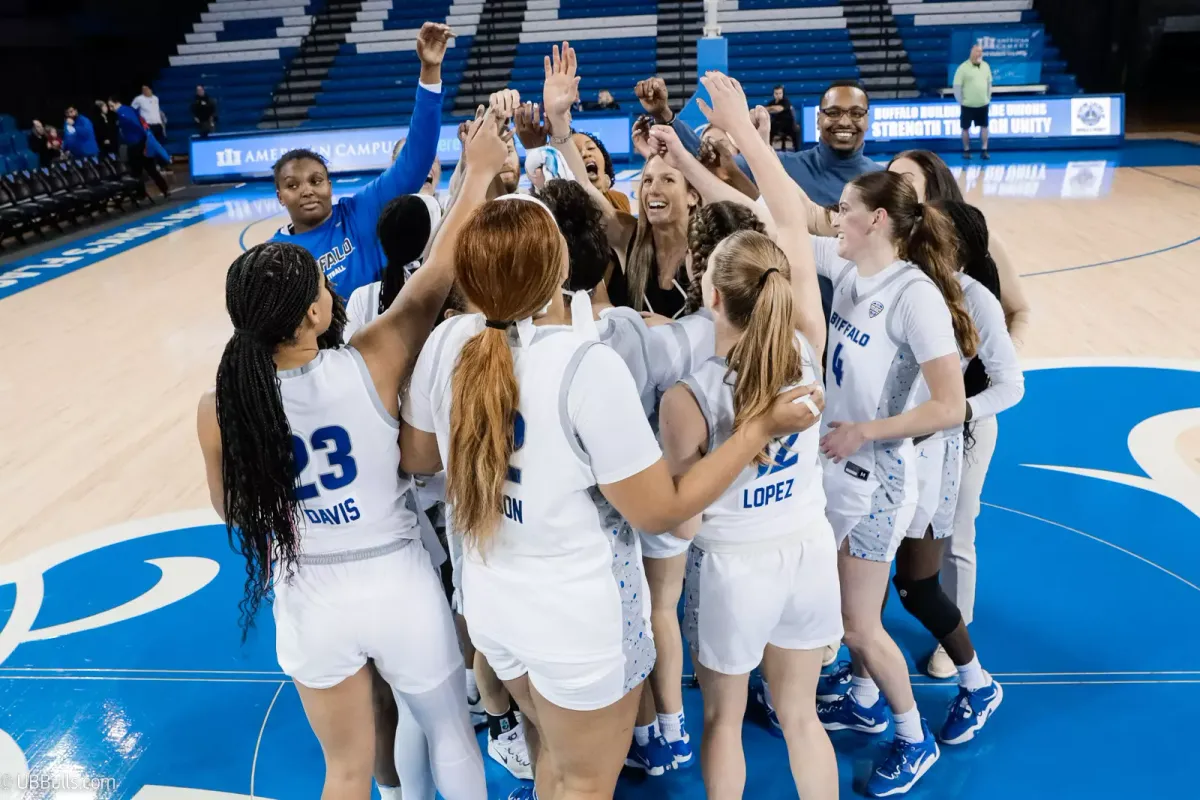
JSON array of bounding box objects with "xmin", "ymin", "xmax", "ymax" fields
[{"xmin": 196, "ymin": 24, "xmax": 1026, "ymax": 800}]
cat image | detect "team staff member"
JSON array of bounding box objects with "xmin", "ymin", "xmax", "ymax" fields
[
  {"xmin": 270, "ymin": 22, "xmax": 453, "ymax": 297},
  {"xmin": 954, "ymin": 44, "xmax": 992, "ymax": 160}
]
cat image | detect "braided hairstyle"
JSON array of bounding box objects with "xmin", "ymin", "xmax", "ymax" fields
[
  {"xmin": 685, "ymin": 201, "xmax": 766, "ymax": 313},
  {"xmin": 215, "ymin": 242, "xmax": 345, "ymax": 637}
]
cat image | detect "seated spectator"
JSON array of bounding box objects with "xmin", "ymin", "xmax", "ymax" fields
[
  {"xmin": 28, "ymin": 120, "xmax": 54, "ymax": 167},
  {"xmin": 587, "ymin": 89, "xmax": 621, "ymax": 111},
  {"xmin": 93, "ymin": 100, "xmax": 119, "ymax": 156},
  {"xmin": 63, "ymin": 107, "xmax": 99, "ymax": 158},
  {"xmin": 192, "ymin": 86, "xmax": 217, "ymax": 137},
  {"xmin": 765, "ymin": 86, "xmax": 797, "ymax": 151}
]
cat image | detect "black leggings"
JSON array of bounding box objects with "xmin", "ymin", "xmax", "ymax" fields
[
  {"xmin": 892, "ymin": 529, "xmax": 976, "ymax": 666},
  {"xmin": 129, "ymin": 150, "xmax": 169, "ymax": 196}
]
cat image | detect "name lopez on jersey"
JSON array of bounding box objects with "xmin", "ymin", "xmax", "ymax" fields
[
  {"xmin": 830, "ymin": 310, "xmax": 871, "ymax": 347},
  {"xmin": 302, "ymin": 498, "xmax": 361, "ymax": 526}
]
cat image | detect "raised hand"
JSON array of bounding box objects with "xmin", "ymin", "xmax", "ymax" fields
[
  {"xmin": 648, "ymin": 124, "xmax": 688, "ymax": 170},
  {"xmin": 635, "ymin": 77, "xmax": 671, "ymax": 122},
  {"xmin": 751, "ymin": 105, "xmax": 772, "ymax": 144},
  {"xmin": 514, "ymin": 102, "xmax": 550, "ymax": 150},
  {"xmin": 632, "ymin": 115, "xmax": 657, "ymax": 160},
  {"xmin": 463, "ymin": 109, "xmax": 510, "ymax": 179},
  {"xmin": 543, "ymin": 41, "xmax": 581, "ymax": 122},
  {"xmin": 488, "ymin": 89, "xmax": 522, "ymax": 122},
  {"xmin": 697, "ymin": 72, "xmax": 753, "ymax": 138},
  {"xmin": 415, "ymin": 23, "xmax": 454, "ymax": 69}
]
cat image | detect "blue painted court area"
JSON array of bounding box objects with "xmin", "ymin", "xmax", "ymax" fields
[{"xmin": 1, "ymin": 361, "xmax": 1197, "ymax": 798}]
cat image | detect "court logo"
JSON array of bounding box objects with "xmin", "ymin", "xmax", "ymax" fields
[
  {"xmin": 1070, "ymin": 97, "xmax": 1112, "ymax": 136},
  {"xmin": 215, "ymin": 148, "xmax": 243, "ymax": 168},
  {"xmin": 869, "ymin": 301, "xmax": 884, "ymax": 318}
]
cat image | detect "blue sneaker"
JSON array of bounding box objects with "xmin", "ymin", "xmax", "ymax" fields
[
  {"xmin": 939, "ymin": 675, "xmax": 1003, "ymax": 745},
  {"xmin": 817, "ymin": 661, "xmax": 853, "ymax": 701},
  {"xmin": 506, "ymin": 787, "xmax": 537, "ymax": 800},
  {"xmin": 750, "ymin": 682, "xmax": 784, "ymax": 738},
  {"xmin": 668, "ymin": 728, "xmax": 694, "ymax": 767},
  {"xmin": 817, "ymin": 692, "xmax": 890, "ymax": 734},
  {"xmin": 865, "ymin": 721, "xmax": 940, "ymax": 797},
  {"xmin": 625, "ymin": 734, "xmax": 677, "ymax": 776}
]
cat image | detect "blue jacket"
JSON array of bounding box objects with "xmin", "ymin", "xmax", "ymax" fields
[
  {"xmin": 114, "ymin": 105, "xmax": 147, "ymax": 146},
  {"xmin": 63, "ymin": 115, "xmax": 99, "ymax": 157},
  {"xmin": 270, "ymin": 83, "xmax": 444, "ymax": 297}
]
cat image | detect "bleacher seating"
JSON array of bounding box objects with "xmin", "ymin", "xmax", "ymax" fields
[
  {"xmin": 890, "ymin": 0, "xmax": 1081, "ymax": 95},
  {"xmin": 151, "ymin": 0, "xmax": 323, "ymax": 154},
  {"xmin": 515, "ymin": 0, "xmax": 657, "ymax": 108},
  {"xmin": 0, "ymin": 115, "xmax": 39, "ymax": 175},
  {"xmin": 719, "ymin": 1, "xmax": 854, "ymax": 112},
  {"xmin": 303, "ymin": 0, "xmax": 475, "ymax": 127},
  {"xmin": 0, "ymin": 154, "xmax": 151, "ymax": 248}
]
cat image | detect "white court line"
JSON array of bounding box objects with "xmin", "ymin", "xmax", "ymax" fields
[
  {"xmin": 0, "ymin": 675, "xmax": 284, "ymax": 684},
  {"xmin": 0, "ymin": 667, "xmax": 287, "ymax": 675},
  {"xmin": 982, "ymin": 502, "xmax": 1200, "ymax": 594},
  {"xmin": 251, "ymin": 682, "xmax": 285, "ymax": 799},
  {"xmin": 914, "ymin": 679, "xmax": 1200, "ymax": 686}
]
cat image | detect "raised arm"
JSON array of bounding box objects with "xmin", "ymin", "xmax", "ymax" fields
[
  {"xmin": 655, "ymin": 383, "xmax": 709, "ymax": 541},
  {"xmin": 697, "ymin": 72, "xmax": 826, "ymax": 355},
  {"xmin": 350, "ymin": 114, "xmax": 508, "ymax": 407}
]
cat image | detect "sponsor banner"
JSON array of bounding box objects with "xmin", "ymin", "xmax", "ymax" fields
[
  {"xmin": 191, "ymin": 116, "xmax": 633, "ymax": 182},
  {"xmin": 802, "ymin": 95, "xmax": 1123, "ymax": 143},
  {"xmin": 948, "ymin": 25, "xmax": 1044, "ymax": 85}
]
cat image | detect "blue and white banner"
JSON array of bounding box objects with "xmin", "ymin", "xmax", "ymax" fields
[
  {"xmin": 191, "ymin": 116, "xmax": 634, "ymax": 183},
  {"xmin": 948, "ymin": 25, "xmax": 1044, "ymax": 86},
  {"xmin": 802, "ymin": 95, "xmax": 1124, "ymax": 144}
]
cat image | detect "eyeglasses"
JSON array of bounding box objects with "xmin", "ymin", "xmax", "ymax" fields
[{"xmin": 820, "ymin": 107, "xmax": 868, "ymax": 121}]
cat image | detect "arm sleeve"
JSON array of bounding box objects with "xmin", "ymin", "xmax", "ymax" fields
[
  {"xmin": 893, "ymin": 280, "xmax": 959, "ymax": 364},
  {"xmin": 811, "ymin": 236, "xmax": 847, "ymax": 280},
  {"xmin": 342, "ymin": 83, "xmax": 444, "ymax": 243},
  {"xmin": 569, "ymin": 345, "xmax": 663, "ymax": 485},
  {"xmin": 400, "ymin": 322, "xmax": 443, "ymax": 432},
  {"xmin": 965, "ymin": 283, "xmax": 1024, "ymax": 419}
]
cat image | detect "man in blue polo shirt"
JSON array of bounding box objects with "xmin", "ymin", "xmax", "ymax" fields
[{"xmin": 270, "ymin": 22, "xmax": 453, "ymax": 296}]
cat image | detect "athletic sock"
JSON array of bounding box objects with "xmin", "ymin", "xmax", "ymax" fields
[
  {"xmin": 849, "ymin": 675, "xmax": 880, "ymax": 708},
  {"xmin": 377, "ymin": 786, "xmax": 401, "ymax": 800},
  {"xmin": 657, "ymin": 710, "xmax": 685, "ymax": 743},
  {"xmin": 633, "ymin": 721, "xmax": 658, "ymax": 747},
  {"xmin": 893, "ymin": 707, "xmax": 924, "ymax": 743},
  {"xmin": 464, "ymin": 667, "xmax": 478, "ymax": 702},
  {"xmin": 487, "ymin": 705, "xmax": 520, "ymax": 740},
  {"xmin": 957, "ymin": 654, "xmax": 988, "ymax": 692}
]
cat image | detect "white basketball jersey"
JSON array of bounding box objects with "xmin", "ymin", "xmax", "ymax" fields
[
  {"xmin": 279, "ymin": 347, "xmax": 419, "ymax": 556},
  {"xmin": 908, "ymin": 273, "xmax": 988, "ymax": 429},
  {"xmin": 682, "ymin": 332, "xmax": 826, "ymax": 550},
  {"xmin": 821, "ymin": 261, "xmax": 936, "ymax": 512},
  {"xmin": 416, "ymin": 315, "xmax": 618, "ymax": 586}
]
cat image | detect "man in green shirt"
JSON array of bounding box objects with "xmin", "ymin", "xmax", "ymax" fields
[{"xmin": 954, "ymin": 44, "xmax": 993, "ymax": 159}]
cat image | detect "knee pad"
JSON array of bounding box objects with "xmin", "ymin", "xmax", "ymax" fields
[{"xmin": 893, "ymin": 573, "xmax": 962, "ymax": 640}]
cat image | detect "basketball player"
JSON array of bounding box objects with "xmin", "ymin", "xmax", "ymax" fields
[
  {"xmin": 398, "ymin": 194, "xmax": 824, "ymax": 800},
  {"xmin": 662, "ymin": 229, "xmax": 837, "ymax": 800},
  {"xmin": 884, "ymin": 200, "xmax": 1020, "ymax": 746},
  {"xmin": 268, "ymin": 22, "xmax": 452, "ymax": 297},
  {"xmin": 804, "ymin": 167, "xmax": 979, "ymax": 797},
  {"xmin": 195, "ymin": 113, "xmax": 508, "ymax": 800}
]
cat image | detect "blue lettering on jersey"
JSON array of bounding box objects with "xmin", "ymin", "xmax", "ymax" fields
[
  {"xmin": 302, "ymin": 497, "xmax": 361, "ymax": 525},
  {"xmin": 292, "ymin": 425, "xmax": 358, "ymax": 500},
  {"xmin": 742, "ymin": 479, "xmax": 795, "ymax": 508},
  {"xmin": 506, "ymin": 412, "xmax": 525, "ymax": 484},
  {"xmin": 830, "ymin": 311, "xmax": 870, "ymax": 347},
  {"xmin": 831, "ymin": 343, "xmax": 846, "ymax": 387},
  {"xmin": 503, "ymin": 495, "xmax": 524, "ymax": 523},
  {"xmin": 757, "ymin": 433, "xmax": 799, "ymax": 478},
  {"xmin": 316, "ymin": 237, "xmax": 355, "ymax": 280}
]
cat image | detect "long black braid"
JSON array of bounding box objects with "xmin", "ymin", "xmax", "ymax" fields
[
  {"xmin": 936, "ymin": 200, "xmax": 1001, "ymax": 453},
  {"xmin": 215, "ymin": 242, "xmax": 346, "ymax": 637}
]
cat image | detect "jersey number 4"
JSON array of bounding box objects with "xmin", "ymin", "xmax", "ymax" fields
[
  {"xmin": 292, "ymin": 426, "xmax": 358, "ymax": 500},
  {"xmin": 831, "ymin": 343, "xmax": 846, "ymax": 387}
]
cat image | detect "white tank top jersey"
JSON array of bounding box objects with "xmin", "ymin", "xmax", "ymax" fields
[
  {"xmin": 811, "ymin": 237, "xmax": 959, "ymax": 515},
  {"xmin": 680, "ymin": 332, "xmax": 826, "ymax": 550},
  {"xmin": 402, "ymin": 313, "xmax": 663, "ymax": 660},
  {"xmin": 907, "ymin": 272, "xmax": 1024, "ymax": 433},
  {"xmin": 344, "ymin": 280, "xmax": 382, "ymax": 341},
  {"xmin": 278, "ymin": 346, "xmax": 420, "ymax": 556}
]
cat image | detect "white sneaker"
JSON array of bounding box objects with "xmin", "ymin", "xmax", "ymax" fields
[
  {"xmin": 468, "ymin": 691, "xmax": 486, "ymax": 728},
  {"xmin": 822, "ymin": 642, "xmax": 840, "ymax": 667},
  {"xmin": 926, "ymin": 644, "xmax": 956, "ymax": 680},
  {"xmin": 488, "ymin": 722, "xmax": 534, "ymax": 781}
]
